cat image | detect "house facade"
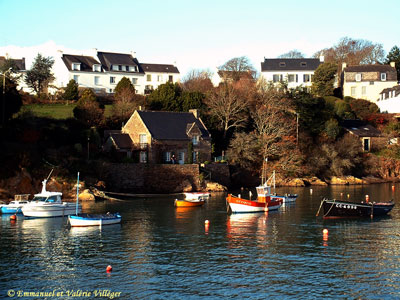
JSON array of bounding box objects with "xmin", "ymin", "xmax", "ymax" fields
[
  {"xmin": 377, "ymin": 85, "xmax": 400, "ymax": 113},
  {"xmin": 341, "ymin": 120, "xmax": 384, "ymax": 152},
  {"xmin": 60, "ymin": 51, "xmax": 180, "ymax": 95},
  {"xmin": 260, "ymin": 57, "xmax": 323, "ymax": 89},
  {"xmin": 342, "ymin": 62, "xmax": 397, "ymax": 103},
  {"xmin": 105, "ymin": 109, "xmax": 211, "ymax": 164}
]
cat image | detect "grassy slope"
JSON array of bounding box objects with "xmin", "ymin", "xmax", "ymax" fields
[{"xmin": 24, "ymin": 103, "xmax": 113, "ymax": 119}]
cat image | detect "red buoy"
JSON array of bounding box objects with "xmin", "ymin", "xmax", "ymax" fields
[
  {"xmin": 10, "ymin": 214, "xmax": 17, "ymax": 221},
  {"xmin": 106, "ymin": 265, "xmax": 112, "ymax": 272}
]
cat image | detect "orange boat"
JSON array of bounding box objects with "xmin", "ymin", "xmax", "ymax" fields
[{"xmin": 174, "ymin": 199, "xmax": 205, "ymax": 207}]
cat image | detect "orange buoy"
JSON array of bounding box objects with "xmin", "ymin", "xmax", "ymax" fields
[
  {"xmin": 392, "ymin": 185, "xmax": 395, "ymax": 192},
  {"xmin": 323, "ymin": 229, "xmax": 328, "ymax": 242},
  {"xmin": 10, "ymin": 214, "xmax": 17, "ymax": 221},
  {"xmin": 106, "ymin": 265, "xmax": 112, "ymax": 272},
  {"xmin": 365, "ymin": 195, "xmax": 369, "ymax": 203},
  {"xmin": 205, "ymin": 220, "xmax": 210, "ymax": 225},
  {"xmin": 323, "ymin": 229, "xmax": 328, "ymax": 235}
]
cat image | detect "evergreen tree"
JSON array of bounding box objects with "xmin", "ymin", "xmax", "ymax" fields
[
  {"xmin": 147, "ymin": 82, "xmax": 183, "ymax": 111},
  {"xmin": 63, "ymin": 79, "xmax": 79, "ymax": 100},
  {"xmin": 114, "ymin": 77, "xmax": 135, "ymax": 100},
  {"xmin": 73, "ymin": 89, "xmax": 103, "ymax": 127},
  {"xmin": 311, "ymin": 63, "xmax": 337, "ymax": 97},
  {"xmin": 24, "ymin": 53, "xmax": 55, "ymax": 97},
  {"xmin": 386, "ymin": 46, "xmax": 400, "ymax": 80}
]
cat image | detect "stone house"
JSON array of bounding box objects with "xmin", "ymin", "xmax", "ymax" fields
[
  {"xmin": 342, "ymin": 62, "xmax": 397, "ymax": 103},
  {"xmin": 104, "ymin": 109, "xmax": 212, "ymax": 164},
  {"xmin": 341, "ymin": 120, "xmax": 384, "ymax": 152}
]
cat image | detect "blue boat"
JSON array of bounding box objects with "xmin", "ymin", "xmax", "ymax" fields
[{"xmin": 1, "ymin": 194, "xmax": 30, "ymax": 214}]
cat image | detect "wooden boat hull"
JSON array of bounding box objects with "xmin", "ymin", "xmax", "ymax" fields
[
  {"xmin": 227, "ymin": 194, "xmax": 282, "ymax": 213},
  {"xmin": 174, "ymin": 199, "xmax": 205, "ymax": 207},
  {"xmin": 321, "ymin": 199, "xmax": 394, "ymax": 218},
  {"xmin": 68, "ymin": 213, "xmax": 121, "ymax": 227}
]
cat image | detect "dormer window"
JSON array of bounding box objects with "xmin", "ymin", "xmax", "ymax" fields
[
  {"xmin": 93, "ymin": 64, "xmax": 101, "ymax": 72},
  {"xmin": 112, "ymin": 65, "xmax": 119, "ymax": 71},
  {"xmin": 72, "ymin": 63, "xmax": 81, "ymax": 71},
  {"xmin": 355, "ymin": 73, "xmax": 362, "ymax": 81},
  {"xmin": 129, "ymin": 66, "xmax": 138, "ymax": 72},
  {"xmin": 300, "ymin": 62, "xmax": 307, "ymax": 67},
  {"xmin": 381, "ymin": 73, "xmax": 387, "ymax": 81},
  {"xmin": 192, "ymin": 135, "xmax": 199, "ymax": 145},
  {"xmin": 279, "ymin": 62, "xmax": 286, "ymax": 67}
]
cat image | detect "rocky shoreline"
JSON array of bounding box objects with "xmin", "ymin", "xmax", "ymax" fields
[{"xmin": 1, "ymin": 167, "xmax": 399, "ymax": 202}]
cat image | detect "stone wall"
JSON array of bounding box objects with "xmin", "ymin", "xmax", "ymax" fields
[
  {"xmin": 202, "ymin": 163, "xmax": 231, "ymax": 188},
  {"xmin": 96, "ymin": 162, "xmax": 201, "ymax": 193}
]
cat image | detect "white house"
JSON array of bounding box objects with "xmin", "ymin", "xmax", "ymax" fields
[
  {"xmin": 260, "ymin": 57, "xmax": 323, "ymax": 89},
  {"xmin": 60, "ymin": 51, "xmax": 180, "ymax": 95},
  {"xmin": 377, "ymin": 85, "xmax": 400, "ymax": 113},
  {"xmin": 342, "ymin": 62, "xmax": 397, "ymax": 103}
]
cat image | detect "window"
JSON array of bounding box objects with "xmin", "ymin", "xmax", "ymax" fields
[
  {"xmin": 118, "ymin": 65, "xmax": 123, "ymax": 71},
  {"xmin": 369, "ymin": 81, "xmax": 374, "ymax": 85},
  {"xmin": 288, "ymin": 74, "xmax": 297, "ymax": 82},
  {"xmin": 363, "ymin": 138, "xmax": 370, "ymax": 152},
  {"xmin": 157, "ymin": 75, "xmax": 162, "ymax": 82},
  {"xmin": 112, "ymin": 65, "xmax": 119, "ymax": 71},
  {"xmin": 139, "ymin": 151, "xmax": 147, "ymax": 163},
  {"xmin": 273, "ymin": 74, "xmax": 280, "ymax": 82},
  {"xmin": 139, "ymin": 134, "xmax": 147, "ymax": 149},
  {"xmin": 169, "ymin": 75, "xmax": 173, "ymax": 82},
  {"xmin": 351, "ymin": 87, "xmax": 356, "ymax": 97},
  {"xmin": 73, "ymin": 75, "xmax": 79, "ymax": 83},
  {"xmin": 93, "ymin": 64, "xmax": 101, "ymax": 72},
  {"xmin": 303, "ymin": 74, "xmax": 310, "ymax": 82},
  {"xmin": 192, "ymin": 135, "xmax": 199, "ymax": 145},
  {"xmin": 178, "ymin": 151, "xmax": 185, "ymax": 164},
  {"xmin": 279, "ymin": 62, "xmax": 286, "ymax": 67},
  {"xmin": 164, "ymin": 152, "xmax": 171, "ymax": 163},
  {"xmin": 147, "ymin": 74, "xmax": 152, "ymax": 81},
  {"xmin": 355, "ymin": 73, "xmax": 362, "ymax": 81},
  {"xmin": 362, "ymin": 86, "xmax": 366, "ymax": 96},
  {"xmin": 131, "ymin": 78, "xmax": 138, "ymax": 85},
  {"xmin": 72, "ymin": 63, "xmax": 80, "ymax": 71},
  {"xmin": 110, "ymin": 77, "xmax": 116, "ymax": 84},
  {"xmin": 94, "ymin": 76, "xmax": 100, "ymax": 85},
  {"xmin": 129, "ymin": 66, "xmax": 138, "ymax": 72},
  {"xmin": 381, "ymin": 73, "xmax": 387, "ymax": 81},
  {"xmin": 300, "ymin": 62, "xmax": 307, "ymax": 67}
]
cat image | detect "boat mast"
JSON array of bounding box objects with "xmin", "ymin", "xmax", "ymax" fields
[{"xmin": 75, "ymin": 172, "xmax": 80, "ymax": 215}]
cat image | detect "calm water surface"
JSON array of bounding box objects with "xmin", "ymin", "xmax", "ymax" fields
[{"xmin": 1, "ymin": 183, "xmax": 400, "ymax": 299}]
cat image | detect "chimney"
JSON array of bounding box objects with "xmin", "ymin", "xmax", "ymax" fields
[
  {"xmin": 342, "ymin": 62, "xmax": 347, "ymax": 71},
  {"xmin": 189, "ymin": 109, "xmax": 198, "ymax": 119},
  {"xmin": 390, "ymin": 61, "xmax": 396, "ymax": 68},
  {"xmin": 319, "ymin": 55, "xmax": 324, "ymax": 62}
]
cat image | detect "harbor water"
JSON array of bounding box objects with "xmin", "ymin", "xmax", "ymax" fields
[{"xmin": 1, "ymin": 183, "xmax": 400, "ymax": 299}]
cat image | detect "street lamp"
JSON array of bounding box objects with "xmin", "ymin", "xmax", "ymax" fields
[{"xmin": 2, "ymin": 67, "xmax": 12, "ymax": 125}]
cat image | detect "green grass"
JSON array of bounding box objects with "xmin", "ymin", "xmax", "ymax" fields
[{"xmin": 22, "ymin": 104, "xmax": 113, "ymax": 119}]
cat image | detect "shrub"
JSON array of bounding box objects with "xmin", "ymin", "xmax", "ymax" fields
[{"xmin": 63, "ymin": 79, "xmax": 79, "ymax": 101}]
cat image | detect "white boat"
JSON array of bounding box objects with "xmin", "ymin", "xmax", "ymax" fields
[
  {"xmin": 21, "ymin": 179, "xmax": 81, "ymax": 218},
  {"xmin": 1, "ymin": 194, "xmax": 30, "ymax": 214},
  {"xmin": 68, "ymin": 213, "xmax": 122, "ymax": 227},
  {"xmin": 183, "ymin": 192, "xmax": 210, "ymax": 201},
  {"xmin": 68, "ymin": 172, "xmax": 121, "ymax": 227}
]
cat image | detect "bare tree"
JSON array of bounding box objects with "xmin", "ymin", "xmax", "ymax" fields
[
  {"xmin": 206, "ymin": 83, "xmax": 248, "ymax": 140},
  {"xmin": 112, "ymin": 87, "xmax": 139, "ymax": 121},
  {"xmin": 278, "ymin": 49, "xmax": 305, "ymax": 58},
  {"xmin": 219, "ymin": 56, "xmax": 257, "ymax": 81},
  {"xmin": 181, "ymin": 68, "xmax": 214, "ymax": 93}
]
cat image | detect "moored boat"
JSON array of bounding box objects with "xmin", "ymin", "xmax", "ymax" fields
[
  {"xmin": 21, "ymin": 179, "xmax": 81, "ymax": 218},
  {"xmin": 1, "ymin": 194, "xmax": 30, "ymax": 214},
  {"xmin": 68, "ymin": 213, "xmax": 122, "ymax": 227},
  {"xmin": 174, "ymin": 199, "xmax": 205, "ymax": 207},
  {"xmin": 183, "ymin": 192, "xmax": 210, "ymax": 201},
  {"xmin": 317, "ymin": 198, "xmax": 395, "ymax": 218}
]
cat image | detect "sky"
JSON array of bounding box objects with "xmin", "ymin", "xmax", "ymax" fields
[{"xmin": 0, "ymin": 0, "xmax": 399, "ymax": 76}]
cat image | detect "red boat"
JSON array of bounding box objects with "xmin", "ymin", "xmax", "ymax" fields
[{"xmin": 226, "ymin": 182, "xmax": 283, "ymax": 213}]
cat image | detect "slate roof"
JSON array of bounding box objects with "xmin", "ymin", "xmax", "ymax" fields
[
  {"xmin": 137, "ymin": 111, "xmax": 210, "ymax": 140},
  {"xmin": 344, "ymin": 64, "xmax": 395, "ymax": 73},
  {"xmin": 61, "ymin": 54, "xmax": 100, "ymax": 72},
  {"xmin": 141, "ymin": 63, "xmax": 179, "ymax": 74},
  {"xmin": 97, "ymin": 51, "xmax": 142, "ymax": 73},
  {"xmin": 0, "ymin": 56, "xmax": 26, "ymax": 71},
  {"xmin": 380, "ymin": 85, "xmax": 400, "ymax": 97},
  {"xmin": 109, "ymin": 133, "xmax": 132, "ymax": 149},
  {"xmin": 261, "ymin": 58, "xmax": 321, "ymax": 72},
  {"xmin": 341, "ymin": 120, "xmax": 382, "ymax": 137}
]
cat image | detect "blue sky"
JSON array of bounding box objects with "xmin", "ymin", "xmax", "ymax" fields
[{"xmin": 0, "ymin": 0, "xmax": 399, "ymax": 75}]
